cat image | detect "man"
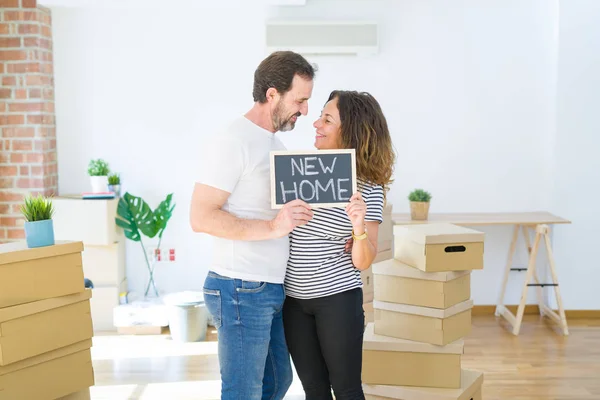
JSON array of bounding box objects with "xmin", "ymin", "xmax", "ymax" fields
[{"xmin": 190, "ymin": 51, "xmax": 316, "ymax": 400}]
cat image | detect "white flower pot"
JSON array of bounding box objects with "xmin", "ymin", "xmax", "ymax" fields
[{"xmin": 90, "ymin": 175, "xmax": 108, "ymax": 193}]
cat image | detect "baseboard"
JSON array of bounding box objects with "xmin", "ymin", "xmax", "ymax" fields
[{"xmin": 473, "ymin": 305, "xmax": 600, "ymax": 319}]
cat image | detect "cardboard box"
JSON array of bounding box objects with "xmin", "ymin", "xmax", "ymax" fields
[
  {"xmin": 362, "ymin": 323, "xmax": 463, "ymax": 388},
  {"xmin": 364, "ymin": 369, "xmax": 483, "ymax": 400},
  {"xmin": 0, "ymin": 290, "xmax": 93, "ymax": 366},
  {"xmin": 377, "ymin": 204, "xmax": 394, "ymax": 250},
  {"xmin": 0, "ymin": 241, "xmax": 85, "ymax": 309},
  {"xmin": 364, "ymin": 302, "xmax": 374, "ymax": 324},
  {"xmin": 90, "ymin": 279, "xmax": 128, "ymax": 332},
  {"xmin": 0, "ymin": 340, "xmax": 94, "ymax": 400},
  {"xmin": 82, "ymin": 241, "xmax": 126, "ymax": 287},
  {"xmin": 382, "ymin": 203, "xmax": 393, "ymax": 217},
  {"xmin": 361, "ymin": 268, "xmax": 374, "ymax": 303},
  {"xmin": 361, "ymin": 203, "xmax": 393, "ymax": 304},
  {"xmin": 52, "ymin": 196, "xmax": 123, "ymax": 246},
  {"xmin": 379, "ymin": 205, "xmax": 393, "ymax": 243},
  {"xmin": 373, "ymin": 259, "xmax": 470, "ymax": 309},
  {"xmin": 378, "ymin": 240, "xmax": 393, "ymax": 253},
  {"xmin": 373, "ymin": 249, "xmax": 393, "ymax": 264},
  {"xmin": 58, "ymin": 388, "xmax": 91, "ymax": 400},
  {"xmin": 393, "ymin": 223, "xmax": 484, "ymax": 272},
  {"xmin": 373, "ymin": 299, "xmax": 473, "ymax": 346}
]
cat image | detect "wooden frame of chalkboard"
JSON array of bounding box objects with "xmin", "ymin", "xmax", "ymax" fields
[{"xmin": 270, "ymin": 149, "xmax": 358, "ymax": 209}]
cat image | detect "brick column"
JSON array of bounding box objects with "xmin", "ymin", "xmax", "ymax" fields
[{"xmin": 0, "ymin": 0, "xmax": 57, "ymax": 242}]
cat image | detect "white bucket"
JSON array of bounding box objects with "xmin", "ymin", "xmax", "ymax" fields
[{"xmin": 163, "ymin": 291, "xmax": 208, "ymax": 342}]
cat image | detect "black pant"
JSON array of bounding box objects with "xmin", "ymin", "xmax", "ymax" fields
[{"xmin": 282, "ymin": 288, "xmax": 365, "ymax": 400}]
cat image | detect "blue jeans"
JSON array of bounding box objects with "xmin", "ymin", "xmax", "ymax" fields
[{"xmin": 202, "ymin": 271, "xmax": 293, "ymax": 400}]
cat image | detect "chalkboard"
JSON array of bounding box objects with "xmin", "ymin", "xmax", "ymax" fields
[{"xmin": 270, "ymin": 149, "xmax": 357, "ymax": 209}]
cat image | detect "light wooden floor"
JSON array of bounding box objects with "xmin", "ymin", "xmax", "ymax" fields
[{"xmin": 89, "ymin": 315, "xmax": 600, "ymax": 400}]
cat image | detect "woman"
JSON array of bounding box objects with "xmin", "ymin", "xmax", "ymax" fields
[{"xmin": 283, "ymin": 90, "xmax": 395, "ymax": 400}]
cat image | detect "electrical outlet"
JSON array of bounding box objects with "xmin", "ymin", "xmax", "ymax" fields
[
  {"xmin": 169, "ymin": 248, "xmax": 176, "ymax": 262},
  {"xmin": 146, "ymin": 247, "xmax": 163, "ymax": 262}
]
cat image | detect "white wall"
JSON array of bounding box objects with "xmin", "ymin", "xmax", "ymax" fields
[
  {"xmin": 550, "ymin": 0, "xmax": 600, "ymax": 309},
  {"xmin": 49, "ymin": 0, "xmax": 595, "ymax": 308}
]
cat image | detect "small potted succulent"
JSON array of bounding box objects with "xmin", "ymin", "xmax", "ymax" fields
[
  {"xmin": 408, "ymin": 188, "xmax": 432, "ymax": 221},
  {"xmin": 87, "ymin": 158, "xmax": 110, "ymax": 193},
  {"xmin": 20, "ymin": 193, "xmax": 55, "ymax": 248},
  {"xmin": 108, "ymin": 173, "xmax": 121, "ymax": 197}
]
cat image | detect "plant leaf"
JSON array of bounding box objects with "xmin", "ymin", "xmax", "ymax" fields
[
  {"xmin": 116, "ymin": 195, "xmax": 141, "ymax": 241},
  {"xmin": 115, "ymin": 192, "xmax": 157, "ymax": 241},
  {"xmin": 154, "ymin": 193, "xmax": 175, "ymax": 239},
  {"xmin": 408, "ymin": 188, "xmax": 431, "ymax": 202},
  {"xmin": 20, "ymin": 194, "xmax": 54, "ymax": 222},
  {"xmin": 88, "ymin": 158, "xmax": 110, "ymax": 176}
]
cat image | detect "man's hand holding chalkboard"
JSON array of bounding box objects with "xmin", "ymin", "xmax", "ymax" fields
[{"xmin": 269, "ymin": 199, "xmax": 314, "ymax": 237}]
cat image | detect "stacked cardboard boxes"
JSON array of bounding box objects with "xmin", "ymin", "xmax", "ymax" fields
[
  {"xmin": 52, "ymin": 195, "xmax": 127, "ymax": 331},
  {"xmin": 361, "ymin": 203, "xmax": 394, "ymax": 323},
  {"xmin": 0, "ymin": 241, "xmax": 95, "ymax": 399},
  {"xmin": 57, "ymin": 388, "xmax": 92, "ymax": 399},
  {"xmin": 362, "ymin": 223, "xmax": 485, "ymax": 400}
]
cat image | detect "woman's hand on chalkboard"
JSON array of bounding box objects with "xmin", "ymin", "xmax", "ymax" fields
[
  {"xmin": 345, "ymin": 192, "xmax": 367, "ymax": 230},
  {"xmin": 270, "ymin": 199, "xmax": 313, "ymax": 237}
]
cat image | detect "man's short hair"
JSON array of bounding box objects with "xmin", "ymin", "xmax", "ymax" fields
[{"xmin": 252, "ymin": 51, "xmax": 316, "ymax": 103}]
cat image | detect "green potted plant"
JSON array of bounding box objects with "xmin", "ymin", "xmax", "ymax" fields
[
  {"xmin": 408, "ymin": 188, "xmax": 432, "ymax": 220},
  {"xmin": 108, "ymin": 173, "xmax": 121, "ymax": 197},
  {"xmin": 115, "ymin": 192, "xmax": 175, "ymax": 297},
  {"xmin": 87, "ymin": 158, "xmax": 110, "ymax": 193},
  {"xmin": 20, "ymin": 193, "xmax": 55, "ymax": 248}
]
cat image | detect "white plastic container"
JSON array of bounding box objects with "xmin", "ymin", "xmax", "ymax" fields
[{"xmin": 163, "ymin": 291, "xmax": 208, "ymax": 342}]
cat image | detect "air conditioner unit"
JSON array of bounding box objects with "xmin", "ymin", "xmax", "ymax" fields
[
  {"xmin": 265, "ymin": 21, "xmax": 379, "ymax": 56},
  {"xmin": 268, "ymin": 0, "xmax": 306, "ymax": 5}
]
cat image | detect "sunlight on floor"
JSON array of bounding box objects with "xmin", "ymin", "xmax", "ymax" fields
[
  {"xmin": 89, "ymin": 381, "xmax": 307, "ymax": 400},
  {"xmin": 91, "ymin": 334, "xmax": 219, "ymax": 361},
  {"xmin": 90, "ymin": 331, "xmax": 306, "ymax": 400}
]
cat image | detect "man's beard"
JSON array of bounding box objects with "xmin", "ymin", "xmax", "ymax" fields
[{"xmin": 272, "ymin": 101, "xmax": 300, "ymax": 132}]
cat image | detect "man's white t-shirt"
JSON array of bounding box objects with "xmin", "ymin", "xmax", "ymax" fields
[{"xmin": 196, "ymin": 116, "xmax": 289, "ymax": 284}]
